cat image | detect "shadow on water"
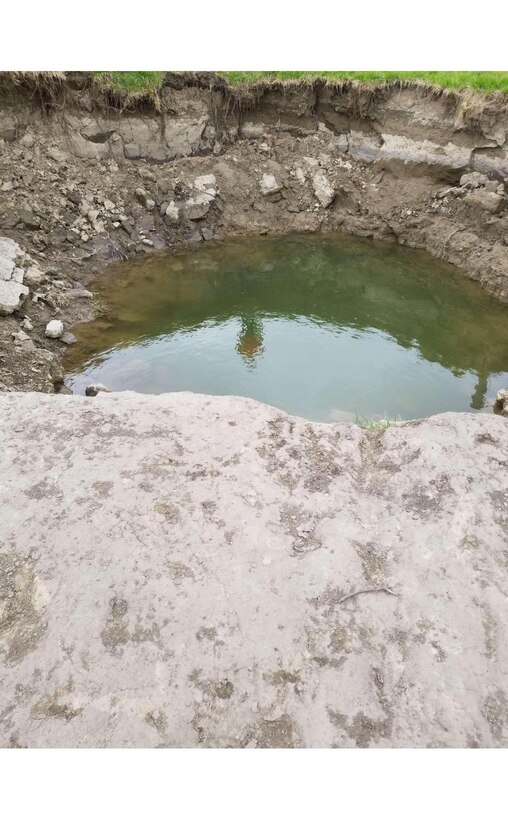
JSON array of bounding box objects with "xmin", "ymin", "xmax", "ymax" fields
[{"xmin": 65, "ymin": 233, "xmax": 508, "ymax": 422}]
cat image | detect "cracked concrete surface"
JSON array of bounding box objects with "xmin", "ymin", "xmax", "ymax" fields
[{"xmin": 0, "ymin": 391, "xmax": 507, "ymax": 747}]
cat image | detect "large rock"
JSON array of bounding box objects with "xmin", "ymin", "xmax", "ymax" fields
[
  {"xmin": 0, "ymin": 392, "xmax": 507, "ymax": 748},
  {"xmin": 0, "ymin": 280, "xmax": 29, "ymax": 315},
  {"xmin": 465, "ymin": 190, "xmax": 504, "ymax": 214}
]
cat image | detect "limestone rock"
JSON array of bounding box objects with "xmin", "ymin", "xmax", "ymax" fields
[
  {"xmin": 259, "ymin": 174, "xmax": 282, "ymax": 196},
  {"xmin": 61, "ymin": 332, "xmax": 77, "ymax": 346},
  {"xmin": 0, "ymin": 255, "xmax": 15, "ymax": 281},
  {"xmin": 135, "ymin": 189, "xmax": 155, "ymax": 210},
  {"xmin": 11, "ymin": 328, "xmax": 30, "ymax": 343},
  {"xmin": 0, "ymin": 393, "xmax": 507, "ymax": 747},
  {"xmin": 0, "ymin": 237, "xmax": 21, "ymax": 260},
  {"xmin": 312, "ymin": 172, "xmax": 336, "ymax": 208},
  {"xmin": 460, "ymin": 171, "xmax": 489, "ymax": 189},
  {"xmin": 465, "ymin": 190, "xmax": 504, "ymax": 214},
  {"xmin": 24, "ymin": 266, "xmax": 46, "ymax": 287},
  {"xmin": 193, "ymin": 174, "xmax": 217, "ymax": 198},
  {"xmin": 19, "ymin": 210, "xmax": 42, "ymax": 230},
  {"xmin": 0, "ymin": 280, "xmax": 29, "ymax": 315},
  {"xmin": 45, "ymin": 319, "xmax": 64, "ymax": 339},
  {"xmin": 183, "ymin": 200, "xmax": 210, "ymax": 221},
  {"xmin": 164, "ymin": 201, "xmax": 181, "ymax": 225}
]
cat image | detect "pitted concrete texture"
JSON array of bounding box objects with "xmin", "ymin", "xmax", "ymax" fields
[{"xmin": 1, "ymin": 391, "xmax": 507, "ymax": 748}]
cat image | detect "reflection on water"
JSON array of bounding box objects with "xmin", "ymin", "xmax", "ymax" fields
[{"xmin": 65, "ymin": 233, "xmax": 508, "ymax": 422}]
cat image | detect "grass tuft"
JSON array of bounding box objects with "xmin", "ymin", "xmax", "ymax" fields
[
  {"xmin": 354, "ymin": 414, "xmax": 401, "ymax": 430},
  {"xmin": 92, "ymin": 71, "xmax": 166, "ymax": 94}
]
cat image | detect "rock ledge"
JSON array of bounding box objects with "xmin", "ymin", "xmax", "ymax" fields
[{"xmin": 0, "ymin": 391, "xmax": 507, "ymax": 747}]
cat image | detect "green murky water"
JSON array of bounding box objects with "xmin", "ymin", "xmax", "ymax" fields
[{"xmin": 65, "ymin": 234, "xmax": 508, "ymax": 422}]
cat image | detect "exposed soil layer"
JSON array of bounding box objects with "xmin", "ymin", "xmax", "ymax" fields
[{"xmin": 0, "ymin": 72, "xmax": 507, "ymax": 393}]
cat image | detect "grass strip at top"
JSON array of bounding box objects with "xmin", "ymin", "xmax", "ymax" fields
[
  {"xmin": 219, "ymin": 71, "xmax": 508, "ymax": 93},
  {"xmin": 90, "ymin": 71, "xmax": 508, "ymax": 95}
]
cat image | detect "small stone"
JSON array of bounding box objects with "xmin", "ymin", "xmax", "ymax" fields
[
  {"xmin": 135, "ymin": 188, "xmax": 155, "ymax": 210},
  {"xmin": 11, "ymin": 329, "xmax": 30, "ymax": 343},
  {"xmin": 164, "ymin": 201, "xmax": 181, "ymax": 225},
  {"xmin": 193, "ymin": 175, "xmax": 217, "ymax": 200},
  {"xmin": 312, "ymin": 172, "xmax": 336, "ymax": 208},
  {"xmin": 47, "ymin": 147, "xmax": 67, "ymax": 163},
  {"xmin": 137, "ymin": 214, "xmax": 155, "ymax": 232},
  {"xmin": 61, "ymin": 332, "xmax": 77, "ymax": 345},
  {"xmin": 19, "ymin": 210, "xmax": 42, "ymax": 230},
  {"xmin": 259, "ymin": 174, "xmax": 282, "ymax": 196},
  {"xmin": 183, "ymin": 200, "xmax": 210, "ymax": 221},
  {"xmin": 435, "ymin": 187, "xmax": 454, "ymax": 199},
  {"xmin": 294, "ymin": 167, "xmax": 306, "ymax": 184},
  {"xmin": 494, "ymin": 388, "xmax": 508, "ymax": 415},
  {"xmin": 138, "ymin": 167, "xmax": 156, "ymax": 182},
  {"xmin": 70, "ymin": 289, "xmax": 93, "ymax": 299},
  {"xmin": 484, "ymin": 180, "xmax": 503, "ymax": 194},
  {"xmin": 21, "ymin": 317, "xmax": 33, "ymax": 331},
  {"xmin": 24, "ymin": 266, "xmax": 45, "ymax": 287},
  {"xmin": 85, "ymin": 383, "xmax": 112, "ymax": 397},
  {"xmin": 45, "ymin": 319, "xmax": 64, "ymax": 339},
  {"xmin": 459, "ymin": 172, "xmax": 488, "ymax": 189}
]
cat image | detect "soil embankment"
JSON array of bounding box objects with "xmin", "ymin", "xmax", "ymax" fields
[{"xmin": 0, "ymin": 72, "xmax": 507, "ymax": 392}]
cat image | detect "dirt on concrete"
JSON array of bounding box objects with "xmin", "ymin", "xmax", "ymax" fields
[{"xmin": 0, "ymin": 72, "xmax": 507, "ymax": 393}]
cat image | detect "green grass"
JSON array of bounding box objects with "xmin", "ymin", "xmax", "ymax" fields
[
  {"xmin": 219, "ymin": 71, "xmax": 508, "ymax": 93},
  {"xmin": 354, "ymin": 414, "xmax": 401, "ymax": 430},
  {"xmin": 93, "ymin": 71, "xmax": 165, "ymax": 93},
  {"xmin": 91, "ymin": 71, "xmax": 508, "ymax": 95}
]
